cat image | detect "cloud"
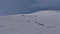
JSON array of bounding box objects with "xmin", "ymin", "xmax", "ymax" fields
[{"xmin": 30, "ymin": 0, "xmax": 60, "ymax": 8}]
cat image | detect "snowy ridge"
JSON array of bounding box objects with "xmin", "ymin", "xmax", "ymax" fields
[
  {"xmin": 0, "ymin": 10, "xmax": 60, "ymax": 34},
  {"xmin": 29, "ymin": 10, "xmax": 57, "ymax": 15}
]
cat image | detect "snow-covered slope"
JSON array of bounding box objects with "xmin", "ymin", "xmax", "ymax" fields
[{"xmin": 0, "ymin": 10, "xmax": 60, "ymax": 34}]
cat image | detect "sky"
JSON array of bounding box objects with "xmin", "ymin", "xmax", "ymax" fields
[{"xmin": 0, "ymin": 0, "xmax": 60, "ymax": 15}]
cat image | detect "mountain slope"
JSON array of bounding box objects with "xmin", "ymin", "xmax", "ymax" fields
[{"xmin": 0, "ymin": 10, "xmax": 60, "ymax": 34}]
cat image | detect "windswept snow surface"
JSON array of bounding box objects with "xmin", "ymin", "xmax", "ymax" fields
[{"xmin": 0, "ymin": 10, "xmax": 60, "ymax": 34}]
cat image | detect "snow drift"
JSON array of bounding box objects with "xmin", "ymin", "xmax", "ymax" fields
[{"xmin": 0, "ymin": 10, "xmax": 60, "ymax": 34}]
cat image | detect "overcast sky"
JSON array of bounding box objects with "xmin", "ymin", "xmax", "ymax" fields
[{"xmin": 0, "ymin": 0, "xmax": 60, "ymax": 15}]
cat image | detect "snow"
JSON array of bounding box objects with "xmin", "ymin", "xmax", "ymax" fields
[{"xmin": 0, "ymin": 10, "xmax": 60, "ymax": 34}]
